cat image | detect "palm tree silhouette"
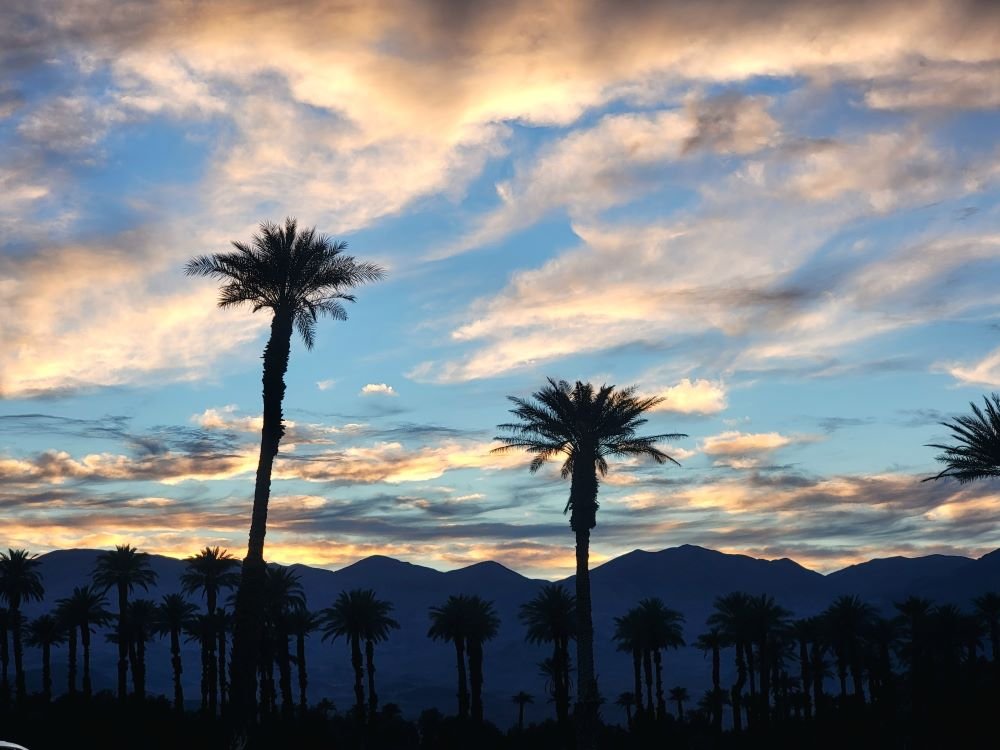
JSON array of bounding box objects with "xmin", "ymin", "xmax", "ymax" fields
[
  {"xmin": 925, "ymin": 393, "xmax": 1000, "ymax": 482},
  {"xmin": 428, "ymin": 594, "xmax": 478, "ymax": 720},
  {"xmin": 124, "ymin": 598, "xmax": 157, "ymax": 700},
  {"xmin": 511, "ymin": 690, "xmax": 533, "ymax": 731},
  {"xmin": 695, "ymin": 629, "xmax": 725, "ymax": 731},
  {"xmin": 0, "ymin": 549, "xmax": 45, "ymax": 704},
  {"xmin": 465, "ymin": 595, "xmax": 500, "ymax": 724},
  {"xmin": 613, "ymin": 609, "xmax": 646, "ymax": 719},
  {"xmin": 615, "ymin": 691, "xmax": 635, "ymax": 729},
  {"xmin": 182, "ymin": 547, "xmax": 239, "ymax": 712},
  {"xmin": 709, "ymin": 592, "xmax": 753, "ymax": 731},
  {"xmin": 185, "ymin": 613, "xmax": 217, "ymax": 713},
  {"xmin": 362, "ymin": 592, "xmax": 399, "ymax": 720},
  {"xmin": 264, "ymin": 565, "xmax": 305, "ymax": 719},
  {"xmin": 285, "ymin": 606, "xmax": 318, "ymax": 716},
  {"xmin": 0, "ymin": 608, "xmax": 9, "ymax": 701},
  {"xmin": 55, "ymin": 585, "xmax": 109, "ymax": 698},
  {"xmin": 26, "ymin": 614, "xmax": 65, "ymax": 702},
  {"xmin": 494, "ymin": 378, "xmax": 685, "ymax": 747},
  {"xmin": 93, "ymin": 545, "xmax": 157, "ymax": 702},
  {"xmin": 186, "ymin": 218, "xmax": 384, "ymax": 722},
  {"xmin": 156, "ymin": 593, "xmax": 197, "ymax": 712},
  {"xmin": 973, "ymin": 592, "xmax": 1000, "ymax": 661},
  {"xmin": 637, "ymin": 598, "xmax": 685, "ymax": 720},
  {"xmin": 823, "ymin": 595, "xmax": 873, "ymax": 705},
  {"xmin": 320, "ymin": 589, "xmax": 374, "ymax": 720},
  {"xmin": 519, "ymin": 584, "xmax": 575, "ymax": 726},
  {"xmin": 668, "ymin": 686, "xmax": 689, "ymax": 721},
  {"xmin": 748, "ymin": 594, "xmax": 790, "ymax": 726}
]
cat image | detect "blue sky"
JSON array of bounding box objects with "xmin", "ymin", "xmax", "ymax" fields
[{"xmin": 2, "ymin": 0, "xmax": 1000, "ymax": 577}]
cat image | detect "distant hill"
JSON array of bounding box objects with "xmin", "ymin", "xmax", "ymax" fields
[{"xmin": 15, "ymin": 544, "xmax": 998, "ymax": 727}]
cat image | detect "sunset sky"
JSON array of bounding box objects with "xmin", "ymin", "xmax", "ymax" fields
[{"xmin": 3, "ymin": 0, "xmax": 1000, "ymax": 578}]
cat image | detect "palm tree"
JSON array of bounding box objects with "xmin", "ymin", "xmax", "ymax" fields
[
  {"xmin": 185, "ymin": 613, "xmax": 217, "ymax": 713},
  {"xmin": 695, "ymin": 629, "xmax": 725, "ymax": 731},
  {"xmin": 182, "ymin": 546, "xmax": 239, "ymax": 711},
  {"xmin": 973, "ymin": 592, "xmax": 1000, "ymax": 661},
  {"xmin": 26, "ymin": 614, "xmax": 65, "ymax": 702},
  {"xmin": 823, "ymin": 595, "xmax": 873, "ymax": 705},
  {"xmin": 494, "ymin": 378, "xmax": 685, "ymax": 747},
  {"xmin": 320, "ymin": 589, "xmax": 368, "ymax": 720},
  {"xmin": 156, "ymin": 593, "xmax": 198, "ymax": 712},
  {"xmin": 637, "ymin": 598, "xmax": 685, "ymax": 719},
  {"xmin": 465, "ymin": 595, "xmax": 500, "ymax": 724},
  {"xmin": 0, "ymin": 608, "xmax": 9, "ymax": 701},
  {"xmin": 286, "ymin": 607, "xmax": 319, "ymax": 716},
  {"xmin": 428, "ymin": 595, "xmax": 472, "ymax": 720},
  {"xmin": 186, "ymin": 218, "xmax": 384, "ymax": 722},
  {"xmin": 790, "ymin": 619, "xmax": 816, "ymax": 720},
  {"xmin": 361, "ymin": 593, "xmax": 399, "ymax": 720},
  {"xmin": 615, "ymin": 691, "xmax": 635, "ymax": 730},
  {"xmin": 613, "ymin": 609, "xmax": 647, "ymax": 719},
  {"xmin": 0, "ymin": 549, "xmax": 45, "ymax": 703},
  {"xmin": 709, "ymin": 592, "xmax": 753, "ymax": 731},
  {"xmin": 747, "ymin": 594, "xmax": 790, "ymax": 726},
  {"xmin": 520, "ymin": 584, "xmax": 575, "ymax": 725},
  {"xmin": 92, "ymin": 545, "xmax": 157, "ymax": 701},
  {"xmin": 55, "ymin": 585, "xmax": 109, "ymax": 698},
  {"xmin": 925, "ymin": 393, "xmax": 1000, "ymax": 482},
  {"xmin": 511, "ymin": 691, "xmax": 533, "ymax": 731},
  {"xmin": 668, "ymin": 686, "xmax": 689, "ymax": 721},
  {"xmin": 263, "ymin": 565, "xmax": 305, "ymax": 719},
  {"xmin": 124, "ymin": 598, "xmax": 157, "ymax": 700}
]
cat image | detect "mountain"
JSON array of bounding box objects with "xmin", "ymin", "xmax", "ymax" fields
[{"xmin": 14, "ymin": 544, "xmax": 998, "ymax": 727}]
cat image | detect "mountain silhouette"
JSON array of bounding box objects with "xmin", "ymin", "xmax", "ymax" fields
[{"xmin": 17, "ymin": 544, "xmax": 997, "ymax": 726}]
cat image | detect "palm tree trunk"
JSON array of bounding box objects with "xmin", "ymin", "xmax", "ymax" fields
[
  {"xmin": 230, "ymin": 310, "xmax": 293, "ymax": 726},
  {"xmin": 632, "ymin": 646, "xmax": 644, "ymax": 719},
  {"xmin": 553, "ymin": 640, "xmax": 568, "ymax": 726},
  {"xmin": 116, "ymin": 584, "xmax": 128, "ymax": 702},
  {"xmin": 277, "ymin": 628, "xmax": 293, "ymax": 719},
  {"xmin": 469, "ymin": 638, "xmax": 484, "ymax": 723},
  {"xmin": 81, "ymin": 622, "xmax": 93, "ymax": 698},
  {"xmin": 560, "ymin": 636, "xmax": 571, "ymax": 726},
  {"xmin": 733, "ymin": 641, "xmax": 746, "ymax": 733},
  {"xmin": 41, "ymin": 641, "xmax": 52, "ymax": 701},
  {"xmin": 653, "ymin": 648, "xmax": 666, "ymax": 719},
  {"xmin": 67, "ymin": 626, "xmax": 78, "ymax": 695},
  {"xmin": 758, "ymin": 638, "xmax": 770, "ymax": 727},
  {"xmin": 675, "ymin": 697, "xmax": 684, "ymax": 721},
  {"xmin": 454, "ymin": 638, "xmax": 469, "ymax": 720},
  {"xmin": 11, "ymin": 605, "xmax": 25, "ymax": 704},
  {"xmin": 366, "ymin": 638, "xmax": 378, "ymax": 721},
  {"xmin": 296, "ymin": 632, "xmax": 308, "ymax": 715},
  {"xmin": 0, "ymin": 615, "xmax": 8, "ymax": 702},
  {"xmin": 570, "ymin": 461, "xmax": 600, "ymax": 750},
  {"xmin": 518, "ymin": 699, "xmax": 525, "ymax": 731},
  {"xmin": 218, "ymin": 623, "xmax": 228, "ymax": 709},
  {"xmin": 712, "ymin": 644, "xmax": 722, "ymax": 732},
  {"xmin": 206, "ymin": 590, "xmax": 218, "ymax": 711},
  {"xmin": 810, "ymin": 643, "xmax": 824, "ymax": 718},
  {"xmin": 643, "ymin": 648, "xmax": 654, "ymax": 715},
  {"xmin": 799, "ymin": 637, "xmax": 811, "ymax": 720},
  {"xmin": 200, "ymin": 638, "xmax": 210, "ymax": 712},
  {"xmin": 351, "ymin": 633, "xmax": 365, "ymax": 719},
  {"xmin": 171, "ymin": 627, "xmax": 184, "ymax": 712},
  {"xmin": 134, "ymin": 636, "xmax": 147, "ymax": 700}
]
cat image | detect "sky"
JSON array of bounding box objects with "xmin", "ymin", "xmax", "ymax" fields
[{"xmin": 2, "ymin": 0, "xmax": 1000, "ymax": 579}]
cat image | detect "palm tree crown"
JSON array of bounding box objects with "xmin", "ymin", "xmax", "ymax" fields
[{"xmin": 925, "ymin": 393, "xmax": 1000, "ymax": 483}]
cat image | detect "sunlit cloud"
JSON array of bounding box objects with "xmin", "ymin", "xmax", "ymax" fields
[
  {"xmin": 360, "ymin": 383, "xmax": 397, "ymax": 397},
  {"xmin": 651, "ymin": 379, "xmax": 727, "ymax": 415},
  {"xmin": 942, "ymin": 346, "xmax": 1000, "ymax": 388}
]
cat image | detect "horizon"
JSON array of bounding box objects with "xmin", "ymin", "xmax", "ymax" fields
[{"xmin": 3, "ymin": 0, "xmax": 1000, "ymax": 580}]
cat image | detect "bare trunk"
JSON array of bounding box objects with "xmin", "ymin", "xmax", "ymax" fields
[
  {"xmin": 351, "ymin": 633, "xmax": 365, "ymax": 719},
  {"xmin": 366, "ymin": 638, "xmax": 378, "ymax": 721},
  {"xmin": 296, "ymin": 633, "xmax": 308, "ymax": 715},
  {"xmin": 171, "ymin": 627, "xmax": 184, "ymax": 712},
  {"xmin": 570, "ymin": 458, "xmax": 600, "ymax": 750},
  {"xmin": 469, "ymin": 638, "xmax": 485, "ymax": 723},
  {"xmin": 455, "ymin": 638, "xmax": 469, "ymax": 719},
  {"xmin": 66, "ymin": 626, "xmax": 78, "ymax": 696},
  {"xmin": 116, "ymin": 585, "xmax": 128, "ymax": 702}
]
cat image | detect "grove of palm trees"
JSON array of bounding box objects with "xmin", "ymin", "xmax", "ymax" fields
[{"xmin": 0, "ymin": 219, "xmax": 999, "ymax": 748}]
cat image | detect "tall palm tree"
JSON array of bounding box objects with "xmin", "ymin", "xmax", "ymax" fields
[
  {"xmin": 186, "ymin": 218, "xmax": 384, "ymax": 722},
  {"xmin": 92, "ymin": 545, "xmax": 157, "ymax": 701},
  {"xmin": 494, "ymin": 378, "xmax": 685, "ymax": 747},
  {"xmin": 925, "ymin": 393, "xmax": 1000, "ymax": 482},
  {"xmin": 465, "ymin": 595, "xmax": 500, "ymax": 724},
  {"xmin": 361, "ymin": 592, "xmax": 399, "ymax": 720},
  {"xmin": 55, "ymin": 585, "xmax": 109, "ymax": 698},
  {"xmin": 320, "ymin": 589, "xmax": 368, "ymax": 720},
  {"xmin": 156, "ymin": 593, "xmax": 198, "ymax": 712},
  {"xmin": 747, "ymin": 594, "xmax": 790, "ymax": 726},
  {"xmin": 286, "ymin": 607, "xmax": 319, "ymax": 716},
  {"xmin": 823, "ymin": 595, "xmax": 873, "ymax": 705},
  {"xmin": 519, "ymin": 584, "xmax": 575, "ymax": 726},
  {"xmin": 182, "ymin": 546, "xmax": 239, "ymax": 711},
  {"xmin": 615, "ymin": 691, "xmax": 635, "ymax": 730},
  {"xmin": 428, "ymin": 594, "xmax": 472, "ymax": 720},
  {"xmin": 26, "ymin": 614, "xmax": 65, "ymax": 702},
  {"xmin": 613, "ymin": 609, "xmax": 646, "ymax": 719},
  {"xmin": 973, "ymin": 592, "xmax": 1000, "ymax": 662},
  {"xmin": 511, "ymin": 690, "xmax": 533, "ymax": 731},
  {"xmin": 668, "ymin": 686, "xmax": 689, "ymax": 721},
  {"xmin": 695, "ymin": 629, "xmax": 725, "ymax": 731},
  {"xmin": 637, "ymin": 598, "xmax": 685, "ymax": 720},
  {"xmin": 0, "ymin": 549, "xmax": 45, "ymax": 704},
  {"xmin": 185, "ymin": 613, "xmax": 217, "ymax": 713},
  {"xmin": 124, "ymin": 598, "xmax": 157, "ymax": 700}
]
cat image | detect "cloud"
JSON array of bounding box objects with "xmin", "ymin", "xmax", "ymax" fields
[
  {"xmin": 651, "ymin": 379, "xmax": 727, "ymax": 415},
  {"xmin": 698, "ymin": 430, "xmax": 815, "ymax": 468},
  {"xmin": 941, "ymin": 346, "xmax": 1000, "ymax": 388},
  {"xmin": 360, "ymin": 383, "xmax": 397, "ymax": 397},
  {"xmin": 316, "ymin": 379, "xmax": 336, "ymax": 391}
]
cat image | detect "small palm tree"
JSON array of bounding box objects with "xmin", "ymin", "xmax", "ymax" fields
[
  {"xmin": 264, "ymin": 565, "xmax": 305, "ymax": 719},
  {"xmin": 615, "ymin": 691, "xmax": 635, "ymax": 729},
  {"xmin": 93, "ymin": 545, "xmax": 157, "ymax": 701},
  {"xmin": 124, "ymin": 598, "xmax": 157, "ymax": 700},
  {"xmin": 823, "ymin": 595, "xmax": 873, "ymax": 704},
  {"xmin": 286, "ymin": 607, "xmax": 319, "ymax": 716},
  {"xmin": 186, "ymin": 218, "xmax": 384, "ymax": 721},
  {"xmin": 695, "ymin": 629, "xmax": 725, "ymax": 730},
  {"xmin": 465, "ymin": 595, "xmax": 500, "ymax": 724},
  {"xmin": 428, "ymin": 595, "xmax": 472, "ymax": 720},
  {"xmin": 638, "ymin": 598, "xmax": 685, "ymax": 720},
  {"xmin": 973, "ymin": 592, "xmax": 1000, "ymax": 662},
  {"xmin": 747, "ymin": 594, "xmax": 790, "ymax": 726},
  {"xmin": 184, "ymin": 613, "xmax": 217, "ymax": 713},
  {"xmin": 668, "ymin": 686, "xmax": 689, "ymax": 721},
  {"xmin": 0, "ymin": 549, "xmax": 45, "ymax": 703},
  {"xmin": 55, "ymin": 585, "xmax": 109, "ymax": 698},
  {"xmin": 519, "ymin": 584, "xmax": 575, "ymax": 725},
  {"xmin": 511, "ymin": 690, "xmax": 533, "ymax": 731},
  {"xmin": 709, "ymin": 592, "xmax": 754, "ymax": 732},
  {"xmin": 26, "ymin": 614, "xmax": 66, "ymax": 702},
  {"xmin": 156, "ymin": 593, "xmax": 198, "ymax": 712},
  {"xmin": 614, "ymin": 609, "xmax": 647, "ymax": 719},
  {"xmin": 494, "ymin": 378, "xmax": 685, "ymax": 748},
  {"xmin": 182, "ymin": 546, "xmax": 239, "ymax": 711}
]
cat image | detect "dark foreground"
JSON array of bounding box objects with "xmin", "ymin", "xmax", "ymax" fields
[{"xmin": 3, "ymin": 691, "xmax": 998, "ymax": 750}]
